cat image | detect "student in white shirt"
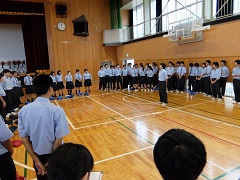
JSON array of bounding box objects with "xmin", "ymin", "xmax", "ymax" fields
[
  {"xmin": 56, "ymin": 70, "xmax": 64, "ymax": 97},
  {"xmin": 75, "ymin": 69, "xmax": 83, "ymax": 94},
  {"xmin": 219, "ymin": 60, "xmax": 229, "ymax": 96},
  {"xmin": 0, "ymin": 73, "xmax": 7, "ymax": 121}
]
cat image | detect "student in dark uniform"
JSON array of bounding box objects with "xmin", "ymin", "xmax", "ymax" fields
[
  {"xmin": 98, "ymin": 66, "xmax": 106, "ymax": 91},
  {"xmin": 104, "ymin": 64, "xmax": 110, "ymax": 89},
  {"xmin": 24, "ymin": 72, "xmax": 34, "ymax": 102},
  {"xmin": 139, "ymin": 64, "xmax": 147, "ymax": 91},
  {"xmin": 210, "ymin": 62, "xmax": 222, "ymax": 101},
  {"xmin": 74, "ymin": 69, "xmax": 82, "ymax": 94},
  {"xmin": 203, "ymin": 60, "xmax": 212, "ymax": 97},
  {"xmin": 11, "ymin": 71, "xmax": 20, "ymax": 110},
  {"xmin": 188, "ymin": 63, "xmax": 197, "ymax": 92},
  {"xmin": 127, "ymin": 63, "xmax": 132, "ymax": 87},
  {"xmin": 109, "ymin": 66, "xmax": 114, "ymax": 90},
  {"xmin": 56, "ymin": 70, "xmax": 64, "ymax": 97},
  {"xmin": 0, "ymin": 73, "xmax": 7, "ymax": 121},
  {"xmin": 232, "ymin": 60, "xmax": 240, "ymax": 104},
  {"xmin": 146, "ymin": 66, "xmax": 154, "ymax": 91},
  {"xmin": 0, "ymin": 116, "xmax": 16, "ymax": 180},
  {"xmin": 166, "ymin": 62, "xmax": 175, "ymax": 92},
  {"xmin": 131, "ymin": 65, "xmax": 139, "ymax": 91},
  {"xmin": 65, "ymin": 71, "xmax": 74, "ymax": 95},
  {"xmin": 219, "ymin": 60, "xmax": 229, "ymax": 96},
  {"xmin": 50, "ymin": 71, "xmax": 58, "ymax": 98},
  {"xmin": 122, "ymin": 65, "xmax": 129, "ymax": 90},
  {"xmin": 176, "ymin": 61, "xmax": 186, "ymax": 93},
  {"xmin": 158, "ymin": 63, "xmax": 168, "ymax": 106},
  {"xmin": 2, "ymin": 69, "xmax": 13, "ymax": 114},
  {"xmin": 83, "ymin": 69, "xmax": 92, "ymax": 96},
  {"xmin": 17, "ymin": 73, "xmax": 24, "ymax": 104},
  {"xmin": 114, "ymin": 64, "xmax": 123, "ymax": 91},
  {"xmin": 152, "ymin": 62, "xmax": 159, "ymax": 88},
  {"xmin": 174, "ymin": 61, "xmax": 180, "ymax": 90}
]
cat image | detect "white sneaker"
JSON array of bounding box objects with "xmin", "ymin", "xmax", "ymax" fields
[
  {"xmin": 202, "ymin": 93, "xmax": 206, "ymax": 95},
  {"xmin": 207, "ymin": 95, "xmax": 211, "ymax": 97},
  {"xmin": 144, "ymin": 89, "xmax": 147, "ymax": 91},
  {"xmin": 238, "ymin": 102, "xmax": 240, "ymax": 105},
  {"xmin": 99, "ymin": 90, "xmax": 101, "ymax": 92},
  {"xmin": 218, "ymin": 98, "xmax": 222, "ymax": 101},
  {"xmin": 148, "ymin": 89, "xmax": 150, "ymax": 92},
  {"xmin": 14, "ymin": 108, "xmax": 19, "ymax": 111},
  {"xmin": 162, "ymin": 103, "xmax": 167, "ymax": 106},
  {"xmin": 181, "ymin": 91, "xmax": 184, "ymax": 93},
  {"xmin": 151, "ymin": 89, "xmax": 153, "ymax": 92},
  {"xmin": 170, "ymin": 90, "xmax": 173, "ymax": 93},
  {"xmin": 212, "ymin": 97, "xmax": 216, "ymax": 100},
  {"xmin": 176, "ymin": 90, "xmax": 179, "ymax": 92},
  {"xmin": 134, "ymin": 89, "xmax": 138, "ymax": 92},
  {"xmin": 232, "ymin": 100, "xmax": 237, "ymax": 104}
]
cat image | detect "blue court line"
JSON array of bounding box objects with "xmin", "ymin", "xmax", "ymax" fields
[
  {"xmin": 213, "ymin": 166, "xmax": 240, "ymax": 180},
  {"xmin": 200, "ymin": 173, "xmax": 212, "ymax": 180}
]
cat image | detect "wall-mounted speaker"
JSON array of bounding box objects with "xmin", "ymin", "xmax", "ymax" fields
[
  {"xmin": 72, "ymin": 15, "xmax": 89, "ymax": 37},
  {"xmin": 56, "ymin": 3, "xmax": 67, "ymax": 18}
]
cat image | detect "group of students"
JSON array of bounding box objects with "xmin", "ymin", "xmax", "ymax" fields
[
  {"xmin": 0, "ymin": 73, "xmax": 207, "ymax": 180},
  {"xmin": 0, "ymin": 69, "xmax": 24, "ymax": 122}
]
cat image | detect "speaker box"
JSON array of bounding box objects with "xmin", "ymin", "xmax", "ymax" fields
[
  {"xmin": 56, "ymin": 3, "xmax": 67, "ymax": 18},
  {"xmin": 72, "ymin": 15, "xmax": 89, "ymax": 37}
]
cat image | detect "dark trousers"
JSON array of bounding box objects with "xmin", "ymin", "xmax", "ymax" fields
[
  {"xmin": 173, "ymin": 75, "xmax": 178, "ymax": 89},
  {"xmin": 34, "ymin": 154, "xmax": 50, "ymax": 180},
  {"xmin": 12, "ymin": 87, "xmax": 20, "ymax": 109},
  {"xmin": 127, "ymin": 75, "xmax": 132, "ymax": 86},
  {"xmin": 211, "ymin": 79, "xmax": 222, "ymax": 99},
  {"xmin": 167, "ymin": 76, "xmax": 174, "ymax": 91},
  {"xmin": 0, "ymin": 152, "xmax": 16, "ymax": 180},
  {"xmin": 110, "ymin": 76, "xmax": 116, "ymax": 90},
  {"xmin": 153, "ymin": 74, "xmax": 158, "ymax": 87},
  {"xmin": 220, "ymin": 77, "xmax": 227, "ymax": 96},
  {"xmin": 159, "ymin": 81, "xmax": 167, "ymax": 103},
  {"xmin": 5, "ymin": 89, "xmax": 13, "ymax": 113},
  {"xmin": 105, "ymin": 75, "xmax": 110, "ymax": 89},
  {"xmin": 194, "ymin": 79, "xmax": 202, "ymax": 92},
  {"xmin": 203, "ymin": 77, "xmax": 212, "ymax": 95},
  {"xmin": 177, "ymin": 76, "xmax": 185, "ymax": 91},
  {"xmin": 123, "ymin": 76, "xmax": 128, "ymax": 89},
  {"xmin": 233, "ymin": 79, "xmax": 240, "ymax": 102},
  {"xmin": 116, "ymin": 76, "xmax": 123, "ymax": 90},
  {"xmin": 99, "ymin": 77, "xmax": 106, "ymax": 90},
  {"xmin": 0, "ymin": 96, "xmax": 6, "ymax": 121},
  {"xmin": 188, "ymin": 76, "xmax": 195, "ymax": 91}
]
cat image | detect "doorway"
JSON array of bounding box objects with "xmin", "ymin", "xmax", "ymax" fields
[{"xmin": 123, "ymin": 58, "xmax": 134, "ymax": 67}]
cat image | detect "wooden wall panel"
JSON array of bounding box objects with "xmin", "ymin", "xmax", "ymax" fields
[
  {"xmin": 44, "ymin": 0, "xmax": 117, "ymax": 80},
  {"xmin": 117, "ymin": 20, "xmax": 240, "ymax": 81}
]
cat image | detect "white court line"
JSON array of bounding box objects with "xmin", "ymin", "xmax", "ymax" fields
[
  {"xmin": 94, "ymin": 145, "xmax": 153, "ymax": 164},
  {"xmin": 122, "ymin": 96, "xmax": 156, "ymax": 104},
  {"xmin": 14, "ymin": 160, "xmax": 35, "ymax": 171},
  {"xmin": 88, "ymin": 96, "xmax": 160, "ymax": 136},
  {"xmin": 55, "ymin": 100, "xmax": 76, "ymax": 130},
  {"xmin": 207, "ymin": 160, "xmax": 228, "ymax": 172}
]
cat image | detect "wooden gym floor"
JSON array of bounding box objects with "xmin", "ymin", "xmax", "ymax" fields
[{"xmin": 12, "ymin": 83, "xmax": 240, "ymax": 180}]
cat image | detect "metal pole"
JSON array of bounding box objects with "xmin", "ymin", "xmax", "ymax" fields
[
  {"xmin": 175, "ymin": 0, "xmax": 201, "ymax": 19},
  {"xmin": 213, "ymin": 0, "xmax": 230, "ymax": 18}
]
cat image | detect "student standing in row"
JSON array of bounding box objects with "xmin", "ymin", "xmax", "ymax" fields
[
  {"xmin": 2, "ymin": 69, "xmax": 13, "ymax": 113},
  {"xmin": 11, "ymin": 71, "xmax": 20, "ymax": 109},
  {"xmin": 166, "ymin": 62, "xmax": 175, "ymax": 92},
  {"xmin": 220, "ymin": 60, "xmax": 229, "ymax": 96},
  {"xmin": 210, "ymin": 62, "xmax": 222, "ymax": 101},
  {"xmin": 152, "ymin": 62, "xmax": 158, "ymax": 88},
  {"xmin": 115, "ymin": 64, "xmax": 122, "ymax": 91},
  {"xmin": 0, "ymin": 73, "xmax": 6, "ymax": 121},
  {"xmin": 83, "ymin": 69, "xmax": 92, "ymax": 96},
  {"xmin": 147, "ymin": 66, "xmax": 154, "ymax": 91},
  {"xmin": 127, "ymin": 63, "xmax": 132, "ymax": 87},
  {"xmin": 109, "ymin": 66, "xmax": 115, "ymax": 90},
  {"xmin": 131, "ymin": 65, "xmax": 139, "ymax": 91},
  {"xmin": 203, "ymin": 60, "xmax": 212, "ymax": 97},
  {"xmin": 122, "ymin": 65, "xmax": 129, "ymax": 90},
  {"xmin": 50, "ymin": 71, "xmax": 58, "ymax": 98},
  {"xmin": 65, "ymin": 71, "xmax": 74, "ymax": 95},
  {"xmin": 158, "ymin": 63, "xmax": 168, "ymax": 106},
  {"xmin": 188, "ymin": 63, "xmax": 197, "ymax": 92},
  {"xmin": 177, "ymin": 61, "xmax": 186, "ymax": 93},
  {"xmin": 104, "ymin": 64, "xmax": 110, "ymax": 90},
  {"xmin": 56, "ymin": 70, "xmax": 64, "ymax": 97},
  {"xmin": 139, "ymin": 64, "xmax": 147, "ymax": 91},
  {"xmin": 232, "ymin": 60, "xmax": 240, "ymax": 104},
  {"xmin": 24, "ymin": 72, "xmax": 34, "ymax": 102},
  {"xmin": 75, "ymin": 69, "xmax": 82, "ymax": 94},
  {"xmin": 98, "ymin": 66, "xmax": 105, "ymax": 91},
  {"xmin": 0, "ymin": 116, "xmax": 16, "ymax": 180},
  {"xmin": 194, "ymin": 63, "xmax": 201, "ymax": 93},
  {"xmin": 18, "ymin": 74, "xmax": 70, "ymax": 180}
]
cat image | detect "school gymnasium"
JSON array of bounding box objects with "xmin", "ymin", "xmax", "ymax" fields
[{"xmin": 0, "ymin": 0, "xmax": 240, "ymax": 179}]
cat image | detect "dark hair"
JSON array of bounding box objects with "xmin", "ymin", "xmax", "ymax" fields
[
  {"xmin": 212, "ymin": 62, "xmax": 219, "ymax": 68},
  {"xmin": 206, "ymin": 60, "xmax": 211, "ymax": 64},
  {"xmin": 160, "ymin": 63, "xmax": 166, "ymax": 69},
  {"xmin": 100, "ymin": 66, "xmax": 103, "ymax": 68},
  {"xmin": 148, "ymin": 66, "xmax": 153, "ymax": 70},
  {"xmin": 12, "ymin": 71, "xmax": 17, "ymax": 74},
  {"xmin": 235, "ymin": 60, "xmax": 240, "ymax": 64},
  {"xmin": 57, "ymin": 70, "xmax": 61, "ymax": 75},
  {"xmin": 50, "ymin": 71, "xmax": 55, "ymax": 75},
  {"xmin": 221, "ymin": 60, "xmax": 226, "ymax": 64},
  {"xmin": 123, "ymin": 65, "xmax": 126, "ymax": 67},
  {"xmin": 84, "ymin": 69, "xmax": 88, "ymax": 72},
  {"xmin": 26, "ymin": 71, "xmax": 30, "ymax": 75},
  {"xmin": 194, "ymin": 63, "xmax": 199, "ymax": 67},
  {"xmin": 176, "ymin": 61, "xmax": 180, "ymax": 64},
  {"xmin": 180, "ymin": 61, "xmax": 184, "ymax": 64},
  {"xmin": 67, "ymin": 71, "xmax": 70, "ymax": 74},
  {"xmin": 203, "ymin": 63, "xmax": 206, "ymax": 66},
  {"xmin": 2, "ymin": 69, "xmax": 10, "ymax": 74},
  {"xmin": 47, "ymin": 143, "xmax": 94, "ymax": 180},
  {"xmin": 76, "ymin": 69, "xmax": 79, "ymax": 73},
  {"xmin": 0, "ymin": 73, "xmax": 4, "ymax": 79},
  {"xmin": 154, "ymin": 129, "xmax": 206, "ymax": 180},
  {"xmin": 33, "ymin": 74, "xmax": 53, "ymax": 96},
  {"xmin": 189, "ymin": 63, "xmax": 193, "ymax": 67},
  {"xmin": 168, "ymin": 61, "xmax": 173, "ymax": 65}
]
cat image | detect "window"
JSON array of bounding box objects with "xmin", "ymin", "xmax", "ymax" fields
[
  {"xmin": 150, "ymin": 0, "xmax": 156, "ymax": 34},
  {"xmin": 133, "ymin": 3, "xmax": 144, "ymax": 38},
  {"xmin": 162, "ymin": 0, "xmax": 203, "ymax": 31},
  {"xmin": 234, "ymin": 0, "xmax": 240, "ymax": 13}
]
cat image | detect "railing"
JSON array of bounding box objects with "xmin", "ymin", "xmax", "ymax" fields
[{"xmin": 122, "ymin": 0, "xmax": 240, "ymax": 43}]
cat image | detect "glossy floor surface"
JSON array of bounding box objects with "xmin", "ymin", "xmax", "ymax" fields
[{"xmin": 12, "ymin": 85, "xmax": 240, "ymax": 180}]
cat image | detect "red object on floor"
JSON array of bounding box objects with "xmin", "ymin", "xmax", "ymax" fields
[
  {"xmin": 16, "ymin": 172, "xmax": 25, "ymax": 180},
  {"xmin": 12, "ymin": 139, "xmax": 23, "ymax": 147}
]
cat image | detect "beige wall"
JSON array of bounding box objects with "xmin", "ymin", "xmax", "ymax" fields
[
  {"xmin": 44, "ymin": 0, "xmax": 117, "ymax": 81},
  {"xmin": 117, "ymin": 20, "xmax": 240, "ymax": 81},
  {"xmin": 121, "ymin": 10, "xmax": 129, "ymax": 27}
]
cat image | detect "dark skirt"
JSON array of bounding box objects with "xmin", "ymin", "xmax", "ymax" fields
[
  {"xmin": 53, "ymin": 82, "xmax": 58, "ymax": 91},
  {"xmin": 132, "ymin": 77, "xmax": 138, "ymax": 84},
  {"xmin": 18, "ymin": 87, "xmax": 24, "ymax": 97},
  {"xmin": 25, "ymin": 85, "xmax": 34, "ymax": 94},
  {"xmin": 57, "ymin": 81, "xmax": 64, "ymax": 89},
  {"xmin": 84, "ymin": 79, "xmax": 92, "ymax": 87},
  {"xmin": 147, "ymin": 77, "xmax": 153, "ymax": 85},
  {"xmin": 66, "ymin": 81, "xmax": 74, "ymax": 89},
  {"xmin": 75, "ymin": 80, "xmax": 82, "ymax": 87},
  {"xmin": 139, "ymin": 76, "xmax": 146, "ymax": 84}
]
